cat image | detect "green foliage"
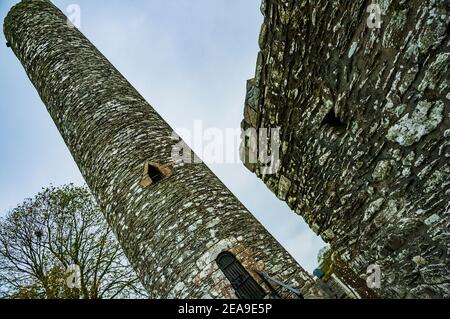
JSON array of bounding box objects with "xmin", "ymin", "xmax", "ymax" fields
[
  {"xmin": 9, "ymin": 266, "xmax": 80, "ymax": 299},
  {"xmin": 0, "ymin": 185, "xmax": 147, "ymax": 299},
  {"xmin": 317, "ymin": 246, "xmax": 333, "ymax": 281}
]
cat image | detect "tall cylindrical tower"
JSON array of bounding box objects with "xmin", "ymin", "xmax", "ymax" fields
[{"xmin": 5, "ymin": 0, "xmax": 323, "ymax": 298}]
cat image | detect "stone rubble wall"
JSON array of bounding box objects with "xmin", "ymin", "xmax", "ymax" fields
[{"xmin": 242, "ymin": 0, "xmax": 449, "ymax": 298}]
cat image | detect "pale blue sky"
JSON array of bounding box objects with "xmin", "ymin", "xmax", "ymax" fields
[{"xmin": 0, "ymin": 0, "xmax": 325, "ymax": 272}]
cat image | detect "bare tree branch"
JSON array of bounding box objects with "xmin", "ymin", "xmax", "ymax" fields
[{"xmin": 0, "ymin": 185, "xmax": 147, "ymax": 299}]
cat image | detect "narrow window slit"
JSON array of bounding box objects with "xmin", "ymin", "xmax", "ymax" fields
[
  {"xmin": 321, "ymin": 108, "xmax": 347, "ymax": 132},
  {"xmin": 140, "ymin": 161, "xmax": 173, "ymax": 188},
  {"xmin": 147, "ymin": 165, "xmax": 164, "ymax": 184}
]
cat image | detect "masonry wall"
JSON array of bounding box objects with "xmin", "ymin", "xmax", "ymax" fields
[
  {"xmin": 242, "ymin": 0, "xmax": 449, "ymax": 298},
  {"xmin": 4, "ymin": 0, "xmax": 324, "ymax": 298}
]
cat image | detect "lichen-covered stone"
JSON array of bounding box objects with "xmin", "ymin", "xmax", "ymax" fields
[
  {"xmin": 387, "ymin": 101, "xmax": 444, "ymax": 146},
  {"xmin": 373, "ymin": 160, "xmax": 394, "ymax": 182},
  {"xmin": 242, "ymin": 0, "xmax": 449, "ymax": 298},
  {"xmin": 4, "ymin": 0, "xmax": 325, "ymax": 299}
]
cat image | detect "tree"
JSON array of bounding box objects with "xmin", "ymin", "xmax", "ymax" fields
[{"xmin": 0, "ymin": 185, "xmax": 147, "ymax": 299}]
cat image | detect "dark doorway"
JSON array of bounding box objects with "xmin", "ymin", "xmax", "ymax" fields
[{"xmin": 216, "ymin": 252, "xmax": 266, "ymax": 299}]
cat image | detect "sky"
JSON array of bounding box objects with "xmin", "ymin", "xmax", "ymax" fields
[{"xmin": 0, "ymin": 0, "xmax": 325, "ymax": 273}]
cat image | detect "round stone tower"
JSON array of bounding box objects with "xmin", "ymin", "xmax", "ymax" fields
[{"xmin": 4, "ymin": 0, "xmax": 324, "ymax": 298}]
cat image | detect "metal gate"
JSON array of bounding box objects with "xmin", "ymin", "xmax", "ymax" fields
[{"xmin": 216, "ymin": 252, "xmax": 266, "ymax": 299}]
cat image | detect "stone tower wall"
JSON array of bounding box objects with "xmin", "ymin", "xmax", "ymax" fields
[{"xmin": 5, "ymin": 0, "xmax": 322, "ymax": 298}]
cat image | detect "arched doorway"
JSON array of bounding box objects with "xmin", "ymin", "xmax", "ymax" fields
[{"xmin": 216, "ymin": 252, "xmax": 266, "ymax": 299}]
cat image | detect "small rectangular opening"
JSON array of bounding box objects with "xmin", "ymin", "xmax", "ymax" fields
[
  {"xmin": 140, "ymin": 161, "xmax": 173, "ymax": 189},
  {"xmin": 321, "ymin": 109, "xmax": 347, "ymax": 134},
  {"xmin": 147, "ymin": 164, "xmax": 164, "ymax": 184}
]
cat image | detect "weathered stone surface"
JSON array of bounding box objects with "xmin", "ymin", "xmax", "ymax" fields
[
  {"xmin": 4, "ymin": 0, "xmax": 325, "ymax": 298},
  {"xmin": 387, "ymin": 100, "xmax": 444, "ymax": 146},
  {"xmin": 242, "ymin": 0, "xmax": 449, "ymax": 298}
]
